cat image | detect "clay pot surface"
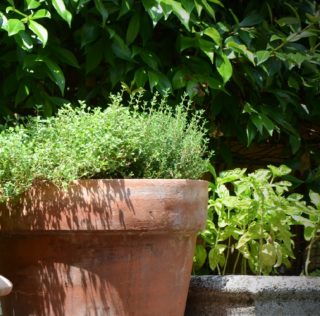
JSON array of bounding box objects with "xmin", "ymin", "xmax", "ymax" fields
[{"xmin": 0, "ymin": 179, "xmax": 208, "ymax": 316}]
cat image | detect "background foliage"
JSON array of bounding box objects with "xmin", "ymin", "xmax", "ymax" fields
[{"xmin": 0, "ymin": 0, "xmax": 319, "ymax": 175}]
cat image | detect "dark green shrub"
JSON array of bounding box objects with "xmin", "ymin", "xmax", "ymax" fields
[{"xmin": 0, "ymin": 1, "xmax": 319, "ymax": 161}]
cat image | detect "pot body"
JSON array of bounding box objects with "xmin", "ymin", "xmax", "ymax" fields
[{"xmin": 0, "ymin": 179, "xmax": 208, "ymax": 316}]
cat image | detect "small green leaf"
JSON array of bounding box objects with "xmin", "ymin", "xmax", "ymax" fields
[
  {"xmin": 52, "ymin": 0, "xmax": 72, "ymax": 26},
  {"xmin": 310, "ymin": 191, "xmax": 320, "ymax": 209},
  {"xmin": 140, "ymin": 50, "xmax": 159, "ymax": 70},
  {"xmin": 161, "ymin": 0, "xmax": 190, "ymax": 29},
  {"xmin": 204, "ymin": 27, "xmax": 221, "ymax": 46},
  {"xmin": 172, "ymin": 69, "xmax": 186, "ymax": 89},
  {"xmin": 148, "ymin": 70, "xmax": 159, "ymax": 91},
  {"xmin": 304, "ymin": 226, "xmax": 316, "ymax": 241},
  {"xmin": 208, "ymin": 244, "xmax": 226, "ymax": 271},
  {"xmin": 215, "ymin": 53, "xmax": 232, "ymax": 84},
  {"xmin": 42, "ymin": 57, "xmax": 65, "ymax": 94},
  {"xmin": 207, "ymin": 0, "xmax": 224, "ymax": 7},
  {"xmin": 180, "ymin": 36, "xmax": 195, "ymax": 51},
  {"xmin": 256, "ymin": 50, "xmax": 271, "ymax": 66},
  {"xmin": 134, "ymin": 68, "xmax": 148, "ymax": 87},
  {"xmin": 289, "ymin": 135, "xmax": 301, "ymax": 154},
  {"xmin": 142, "ymin": 0, "xmax": 164, "ymax": 26},
  {"xmin": 181, "ymin": 0, "xmax": 195, "ymax": 15},
  {"xmin": 239, "ymin": 11, "xmax": 263, "ymax": 27},
  {"xmin": 126, "ymin": 13, "xmax": 140, "ymax": 44},
  {"xmin": 259, "ymin": 243, "xmax": 277, "ymax": 268},
  {"xmin": 32, "ymin": 9, "xmax": 51, "ymax": 20},
  {"xmin": 94, "ymin": 0, "xmax": 109, "ymax": 25},
  {"xmin": 193, "ymin": 244, "xmax": 207, "ymax": 270},
  {"xmin": 28, "ymin": 20, "xmax": 48, "ymax": 46},
  {"xmin": 26, "ymin": 0, "xmax": 41, "ymax": 10},
  {"xmin": 287, "ymin": 31, "xmax": 317, "ymax": 42},
  {"xmin": 186, "ymin": 79, "xmax": 199, "ymax": 98},
  {"xmin": 111, "ymin": 37, "xmax": 131, "ymax": 60},
  {"xmin": 118, "ymin": 0, "xmax": 134, "ymax": 18},
  {"xmin": 246, "ymin": 122, "xmax": 256, "ymax": 146},
  {"xmin": 199, "ymin": 39, "xmax": 214, "ymax": 63},
  {"xmin": 200, "ymin": 0, "xmax": 215, "ymax": 20},
  {"xmin": 268, "ymin": 165, "xmax": 291, "ymax": 177},
  {"xmin": 5, "ymin": 19, "xmax": 25, "ymax": 36},
  {"xmin": 14, "ymin": 31, "xmax": 33, "ymax": 50},
  {"xmin": 276, "ymin": 17, "xmax": 300, "ymax": 27}
]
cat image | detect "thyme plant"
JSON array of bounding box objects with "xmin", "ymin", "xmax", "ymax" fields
[{"xmin": 0, "ymin": 92, "xmax": 210, "ymax": 202}]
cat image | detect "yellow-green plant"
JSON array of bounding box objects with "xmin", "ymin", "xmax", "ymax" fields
[{"xmin": 194, "ymin": 164, "xmax": 320, "ymax": 275}]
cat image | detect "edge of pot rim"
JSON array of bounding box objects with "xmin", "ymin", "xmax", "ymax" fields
[{"xmin": 0, "ymin": 178, "xmax": 209, "ymax": 232}]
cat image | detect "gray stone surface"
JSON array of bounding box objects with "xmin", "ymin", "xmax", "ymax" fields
[{"xmin": 185, "ymin": 275, "xmax": 320, "ymax": 316}]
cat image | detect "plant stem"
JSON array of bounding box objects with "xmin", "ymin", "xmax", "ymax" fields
[
  {"xmin": 305, "ymin": 235, "xmax": 319, "ymax": 276},
  {"xmin": 223, "ymin": 237, "xmax": 231, "ymax": 275},
  {"xmin": 233, "ymin": 251, "xmax": 240, "ymax": 274}
]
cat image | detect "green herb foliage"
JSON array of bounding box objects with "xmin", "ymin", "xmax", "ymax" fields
[
  {"xmin": 0, "ymin": 92, "xmax": 210, "ymax": 202},
  {"xmin": 194, "ymin": 164, "xmax": 320, "ymax": 275}
]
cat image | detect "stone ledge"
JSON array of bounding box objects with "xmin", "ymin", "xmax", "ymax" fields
[{"xmin": 185, "ymin": 275, "xmax": 320, "ymax": 316}]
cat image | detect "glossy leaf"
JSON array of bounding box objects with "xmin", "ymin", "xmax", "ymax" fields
[
  {"xmin": 26, "ymin": 0, "xmax": 41, "ymax": 10},
  {"xmin": 256, "ymin": 50, "xmax": 271, "ymax": 65},
  {"xmin": 204, "ymin": 27, "xmax": 221, "ymax": 46},
  {"xmin": 28, "ymin": 20, "xmax": 48, "ymax": 46},
  {"xmin": 215, "ymin": 53, "xmax": 232, "ymax": 84},
  {"xmin": 52, "ymin": 0, "xmax": 72, "ymax": 26},
  {"xmin": 43, "ymin": 57, "xmax": 66, "ymax": 94},
  {"xmin": 160, "ymin": 0, "xmax": 190, "ymax": 29},
  {"xmin": 5, "ymin": 19, "xmax": 25, "ymax": 36},
  {"xmin": 141, "ymin": 0, "xmax": 163, "ymax": 26},
  {"xmin": 126, "ymin": 13, "xmax": 140, "ymax": 44},
  {"xmin": 32, "ymin": 9, "xmax": 52, "ymax": 20},
  {"xmin": 198, "ymin": 39, "xmax": 214, "ymax": 63},
  {"xmin": 14, "ymin": 31, "xmax": 33, "ymax": 50}
]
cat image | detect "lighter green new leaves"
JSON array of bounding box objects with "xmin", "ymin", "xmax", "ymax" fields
[
  {"xmin": 256, "ymin": 50, "xmax": 271, "ymax": 65},
  {"xmin": 32, "ymin": 9, "xmax": 51, "ymax": 20},
  {"xmin": 215, "ymin": 53, "xmax": 232, "ymax": 84},
  {"xmin": 204, "ymin": 27, "xmax": 222, "ymax": 46},
  {"xmin": 52, "ymin": 0, "xmax": 72, "ymax": 27},
  {"xmin": 310, "ymin": 191, "xmax": 320, "ymax": 209},
  {"xmin": 160, "ymin": 0, "xmax": 190, "ymax": 29},
  {"xmin": 201, "ymin": 164, "xmax": 320, "ymax": 276},
  {"xmin": 26, "ymin": 0, "xmax": 41, "ymax": 10},
  {"xmin": 3, "ymin": 19, "xmax": 25, "ymax": 36},
  {"xmin": 28, "ymin": 20, "xmax": 48, "ymax": 46}
]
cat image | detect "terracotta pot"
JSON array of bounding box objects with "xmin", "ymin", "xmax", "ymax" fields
[{"xmin": 0, "ymin": 179, "xmax": 208, "ymax": 315}]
